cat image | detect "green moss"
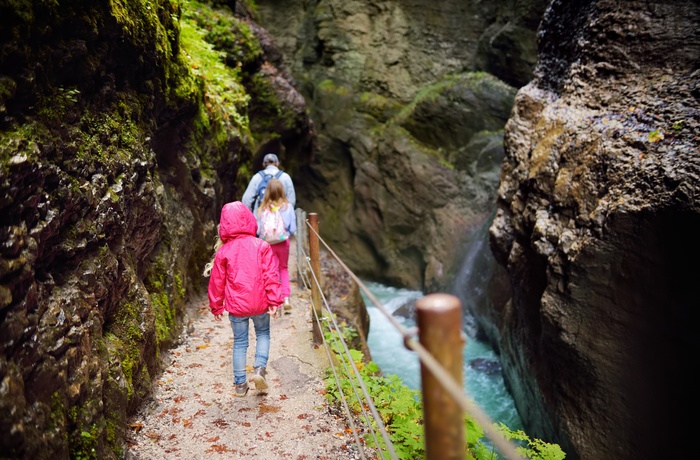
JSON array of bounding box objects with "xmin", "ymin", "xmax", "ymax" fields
[
  {"xmin": 317, "ymin": 79, "xmax": 351, "ymax": 96},
  {"xmin": 174, "ymin": 272, "xmax": 185, "ymax": 299},
  {"xmin": 248, "ymin": 71, "xmax": 299, "ymax": 138},
  {"xmin": 180, "ymin": 0, "xmax": 251, "ymax": 134},
  {"xmin": 67, "ymin": 405, "xmax": 100, "ymax": 460},
  {"xmin": 49, "ymin": 392, "xmax": 67, "ymax": 435},
  {"xmin": 357, "ymin": 92, "xmax": 404, "ymax": 122},
  {"xmin": 104, "ymin": 413, "xmax": 122, "ymax": 458},
  {"xmin": 145, "ymin": 258, "xmax": 178, "ymax": 345},
  {"xmin": 104, "ymin": 295, "xmax": 146, "ymax": 400}
]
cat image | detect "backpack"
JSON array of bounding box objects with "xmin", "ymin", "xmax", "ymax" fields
[
  {"xmin": 254, "ymin": 170, "xmax": 284, "ymax": 211},
  {"xmin": 258, "ymin": 206, "xmax": 288, "ymax": 245}
]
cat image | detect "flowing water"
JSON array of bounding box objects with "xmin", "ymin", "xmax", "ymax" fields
[{"xmin": 362, "ymin": 281, "xmax": 523, "ymax": 431}]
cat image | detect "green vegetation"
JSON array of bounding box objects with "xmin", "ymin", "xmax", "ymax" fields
[
  {"xmin": 180, "ymin": 0, "xmax": 251, "ymax": 137},
  {"xmin": 323, "ymin": 322, "xmax": 565, "ymax": 460},
  {"xmin": 145, "ymin": 257, "xmax": 178, "ymax": 346}
]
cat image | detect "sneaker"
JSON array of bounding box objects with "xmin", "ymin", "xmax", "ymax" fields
[
  {"xmin": 283, "ymin": 297, "xmax": 292, "ymax": 311},
  {"xmin": 234, "ymin": 382, "xmax": 248, "ymax": 397},
  {"xmin": 250, "ymin": 366, "xmax": 268, "ymax": 390}
]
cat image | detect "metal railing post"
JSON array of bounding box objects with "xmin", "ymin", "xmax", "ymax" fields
[
  {"xmin": 308, "ymin": 213, "xmax": 323, "ymax": 344},
  {"xmin": 416, "ymin": 293, "xmax": 466, "ymax": 460}
]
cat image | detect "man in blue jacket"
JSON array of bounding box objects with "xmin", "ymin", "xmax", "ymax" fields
[{"xmin": 242, "ymin": 153, "xmax": 296, "ymax": 216}]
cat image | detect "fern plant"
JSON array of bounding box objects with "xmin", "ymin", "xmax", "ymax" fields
[{"xmin": 322, "ymin": 322, "xmax": 565, "ymax": 460}]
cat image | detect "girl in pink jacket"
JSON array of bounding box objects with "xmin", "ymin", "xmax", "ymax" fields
[{"xmin": 206, "ymin": 201, "xmax": 283, "ymax": 396}]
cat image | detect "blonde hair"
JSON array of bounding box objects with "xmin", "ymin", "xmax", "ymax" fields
[
  {"xmin": 258, "ymin": 178, "xmax": 288, "ymax": 212},
  {"xmin": 202, "ymin": 227, "xmax": 224, "ymax": 277}
]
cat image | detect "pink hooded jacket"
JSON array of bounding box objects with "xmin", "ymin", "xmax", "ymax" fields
[{"xmin": 207, "ymin": 201, "xmax": 282, "ymax": 317}]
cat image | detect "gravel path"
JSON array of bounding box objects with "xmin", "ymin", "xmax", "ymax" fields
[{"xmin": 124, "ymin": 239, "xmax": 367, "ymax": 459}]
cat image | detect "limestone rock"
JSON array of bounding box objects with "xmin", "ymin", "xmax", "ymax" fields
[{"xmin": 489, "ymin": 1, "xmax": 700, "ymax": 458}]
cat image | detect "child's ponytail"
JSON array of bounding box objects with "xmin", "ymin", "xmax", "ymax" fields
[{"xmin": 202, "ymin": 227, "xmax": 224, "ymax": 277}]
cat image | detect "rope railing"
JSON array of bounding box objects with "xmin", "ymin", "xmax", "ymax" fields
[
  {"xmin": 295, "ymin": 210, "xmax": 524, "ymax": 460},
  {"xmin": 299, "ymin": 246, "xmax": 396, "ymax": 459}
]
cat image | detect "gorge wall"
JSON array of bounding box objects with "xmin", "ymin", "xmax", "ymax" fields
[
  {"xmin": 489, "ymin": 1, "xmax": 700, "ymax": 458},
  {"xmin": 0, "ymin": 1, "xmax": 312, "ymax": 457},
  {"xmin": 256, "ymin": 0, "xmax": 548, "ymax": 292}
]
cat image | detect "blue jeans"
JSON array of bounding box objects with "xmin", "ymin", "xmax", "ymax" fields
[{"xmin": 229, "ymin": 312, "xmax": 271, "ymax": 385}]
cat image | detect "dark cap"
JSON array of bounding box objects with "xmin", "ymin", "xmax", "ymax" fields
[{"xmin": 263, "ymin": 153, "xmax": 279, "ymax": 165}]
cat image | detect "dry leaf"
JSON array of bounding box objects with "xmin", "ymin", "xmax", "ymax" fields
[
  {"xmin": 130, "ymin": 422, "xmax": 143, "ymax": 432},
  {"xmin": 206, "ymin": 444, "xmax": 235, "ymax": 453},
  {"xmin": 212, "ymin": 418, "xmax": 229, "ymax": 428}
]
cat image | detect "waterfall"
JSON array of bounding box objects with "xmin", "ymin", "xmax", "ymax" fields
[{"xmin": 450, "ymin": 209, "xmax": 498, "ymax": 339}]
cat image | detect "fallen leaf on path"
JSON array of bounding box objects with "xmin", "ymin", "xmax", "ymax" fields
[
  {"xmin": 129, "ymin": 422, "xmax": 143, "ymax": 432},
  {"xmin": 206, "ymin": 444, "xmax": 235, "ymax": 453},
  {"xmin": 206, "ymin": 436, "xmax": 220, "ymax": 442},
  {"xmin": 212, "ymin": 418, "xmax": 229, "ymax": 428},
  {"xmin": 144, "ymin": 432, "xmax": 161, "ymax": 441},
  {"xmin": 258, "ymin": 404, "xmax": 280, "ymax": 415}
]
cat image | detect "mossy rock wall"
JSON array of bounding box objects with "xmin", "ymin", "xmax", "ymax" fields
[{"xmin": 0, "ymin": 1, "xmax": 312, "ymax": 458}]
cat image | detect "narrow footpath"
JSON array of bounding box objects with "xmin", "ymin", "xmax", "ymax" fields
[{"xmin": 124, "ymin": 238, "xmax": 363, "ymax": 459}]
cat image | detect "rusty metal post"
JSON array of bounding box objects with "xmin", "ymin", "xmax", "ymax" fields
[
  {"xmin": 308, "ymin": 213, "xmax": 323, "ymax": 344},
  {"xmin": 416, "ymin": 293, "xmax": 465, "ymax": 460}
]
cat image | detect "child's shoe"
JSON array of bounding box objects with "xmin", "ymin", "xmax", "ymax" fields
[
  {"xmin": 234, "ymin": 382, "xmax": 248, "ymax": 397},
  {"xmin": 283, "ymin": 297, "xmax": 292, "ymax": 312},
  {"xmin": 250, "ymin": 366, "xmax": 268, "ymax": 390}
]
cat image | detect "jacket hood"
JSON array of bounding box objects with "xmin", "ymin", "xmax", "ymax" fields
[{"xmin": 219, "ymin": 201, "xmax": 257, "ymax": 241}]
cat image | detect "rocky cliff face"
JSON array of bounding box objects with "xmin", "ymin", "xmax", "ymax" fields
[
  {"xmin": 489, "ymin": 1, "xmax": 700, "ymax": 458},
  {"xmin": 0, "ymin": 1, "xmax": 312, "ymax": 457},
  {"xmin": 255, "ymin": 0, "xmax": 548, "ymax": 292}
]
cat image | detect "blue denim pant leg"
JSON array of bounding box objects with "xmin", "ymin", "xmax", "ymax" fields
[
  {"xmin": 251, "ymin": 312, "xmax": 271, "ymax": 369},
  {"xmin": 229, "ymin": 313, "xmax": 271, "ymax": 385},
  {"xmin": 229, "ymin": 315, "xmax": 250, "ymax": 385}
]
